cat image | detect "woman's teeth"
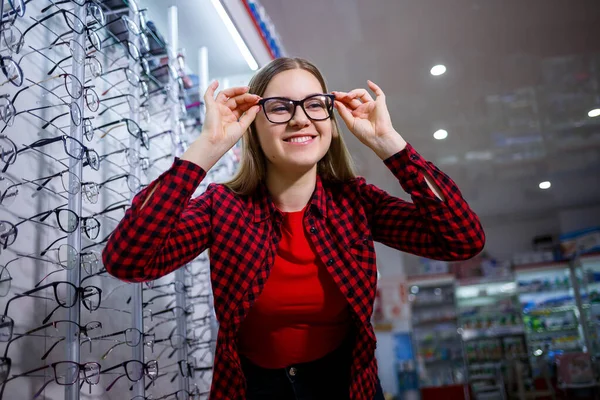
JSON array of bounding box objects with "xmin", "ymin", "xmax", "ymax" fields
[{"xmin": 286, "ymin": 136, "xmax": 313, "ymax": 143}]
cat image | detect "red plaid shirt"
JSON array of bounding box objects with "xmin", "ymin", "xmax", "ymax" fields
[{"xmin": 103, "ymin": 144, "xmax": 485, "ymax": 399}]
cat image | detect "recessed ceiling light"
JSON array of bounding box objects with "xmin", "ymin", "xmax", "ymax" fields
[
  {"xmin": 433, "ymin": 129, "xmax": 448, "ymax": 140},
  {"xmin": 588, "ymin": 108, "xmax": 600, "ymax": 118},
  {"xmin": 430, "ymin": 64, "xmax": 446, "ymax": 76},
  {"xmin": 539, "ymin": 181, "xmax": 551, "ymax": 190}
]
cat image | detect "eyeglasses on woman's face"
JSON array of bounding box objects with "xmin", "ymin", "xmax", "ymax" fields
[{"xmin": 258, "ymin": 94, "xmax": 335, "ymax": 124}]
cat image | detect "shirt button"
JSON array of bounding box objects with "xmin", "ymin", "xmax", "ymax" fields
[
  {"xmin": 289, "ymin": 367, "xmax": 297, "ymax": 376},
  {"xmin": 327, "ymin": 259, "xmax": 334, "ymax": 266},
  {"xmin": 309, "ymin": 226, "xmax": 317, "ymax": 234}
]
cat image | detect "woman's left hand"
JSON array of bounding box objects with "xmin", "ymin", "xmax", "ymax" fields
[{"xmin": 333, "ymin": 81, "xmax": 407, "ymax": 159}]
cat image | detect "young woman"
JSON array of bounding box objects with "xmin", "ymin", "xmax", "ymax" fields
[{"xmin": 103, "ymin": 57, "xmax": 485, "ymax": 400}]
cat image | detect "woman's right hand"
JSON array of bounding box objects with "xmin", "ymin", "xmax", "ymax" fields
[
  {"xmin": 182, "ymin": 81, "xmax": 261, "ymax": 170},
  {"xmin": 203, "ymin": 81, "xmax": 261, "ymax": 150}
]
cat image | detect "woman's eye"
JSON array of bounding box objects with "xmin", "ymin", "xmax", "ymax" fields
[
  {"xmin": 270, "ymin": 106, "xmax": 289, "ymax": 113},
  {"xmin": 306, "ymin": 102, "xmax": 325, "ymax": 109}
]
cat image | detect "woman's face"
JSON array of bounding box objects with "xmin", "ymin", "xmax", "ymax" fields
[{"xmin": 254, "ymin": 68, "xmax": 333, "ymax": 174}]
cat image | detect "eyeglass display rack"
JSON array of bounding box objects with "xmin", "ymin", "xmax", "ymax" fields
[
  {"xmin": 455, "ymin": 276, "xmax": 527, "ymax": 400},
  {"xmin": 407, "ymin": 274, "xmax": 468, "ymax": 397},
  {"xmin": 0, "ymin": 1, "xmax": 228, "ymax": 399}
]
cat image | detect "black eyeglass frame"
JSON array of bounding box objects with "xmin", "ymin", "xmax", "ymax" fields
[{"xmin": 258, "ymin": 94, "xmax": 335, "ymax": 124}]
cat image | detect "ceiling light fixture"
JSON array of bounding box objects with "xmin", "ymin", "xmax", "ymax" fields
[
  {"xmin": 539, "ymin": 181, "xmax": 551, "ymax": 190},
  {"xmin": 430, "ymin": 64, "xmax": 446, "ymax": 76},
  {"xmin": 433, "ymin": 129, "xmax": 448, "ymax": 140},
  {"xmin": 210, "ymin": 0, "xmax": 258, "ymax": 71},
  {"xmin": 588, "ymin": 108, "xmax": 600, "ymax": 118}
]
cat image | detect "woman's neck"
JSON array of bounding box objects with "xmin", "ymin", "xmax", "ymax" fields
[{"xmin": 265, "ymin": 164, "xmax": 317, "ymax": 213}]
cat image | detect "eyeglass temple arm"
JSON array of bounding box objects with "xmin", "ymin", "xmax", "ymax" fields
[
  {"xmin": 94, "ymin": 203, "xmax": 128, "ymax": 218},
  {"xmin": 148, "ymin": 130, "xmax": 172, "ymax": 140},
  {"xmin": 80, "ymin": 269, "xmax": 107, "ymax": 286},
  {"xmin": 40, "ymin": 235, "xmax": 67, "ymax": 256},
  {"xmin": 34, "ymin": 269, "xmax": 63, "ymax": 288},
  {"xmin": 18, "ymin": 10, "xmax": 62, "ymax": 49},
  {"xmin": 101, "ymin": 341, "xmax": 125, "ymax": 360},
  {"xmin": 105, "ymin": 372, "xmax": 126, "ymax": 392},
  {"xmin": 46, "ymin": 50, "xmax": 75, "ymax": 75},
  {"xmin": 143, "ymin": 292, "xmax": 172, "ymax": 307},
  {"xmin": 19, "ymin": 137, "xmax": 63, "ymax": 155},
  {"xmin": 98, "ymin": 100, "xmax": 127, "ymax": 117},
  {"xmin": 37, "ymin": 203, "xmax": 67, "ymax": 224},
  {"xmin": 42, "ymin": 303, "xmax": 62, "ymax": 324},
  {"xmin": 89, "ymin": 329, "xmax": 125, "ymax": 342},
  {"xmin": 31, "ymin": 169, "xmax": 62, "ymax": 186},
  {"xmin": 80, "ymin": 234, "xmax": 111, "ymax": 252},
  {"xmin": 33, "ymin": 377, "xmax": 58, "ymax": 399},
  {"xmin": 99, "ymin": 148, "xmax": 126, "ymax": 160},
  {"xmin": 6, "ymin": 363, "xmax": 50, "ymax": 383},
  {"xmin": 1, "ymin": 281, "xmax": 50, "ymax": 315},
  {"xmin": 41, "ymin": 111, "xmax": 70, "ymax": 129},
  {"xmin": 143, "ymin": 374, "xmax": 160, "ymax": 391},
  {"xmin": 98, "ymin": 173, "xmax": 127, "ymax": 187},
  {"xmin": 93, "ymin": 118, "xmax": 124, "ymax": 131},
  {"xmin": 41, "ymin": 336, "xmax": 65, "ymax": 360},
  {"xmin": 100, "ymin": 361, "xmax": 126, "ymax": 375}
]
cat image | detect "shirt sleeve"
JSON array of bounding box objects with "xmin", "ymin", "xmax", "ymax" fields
[
  {"xmin": 360, "ymin": 143, "xmax": 485, "ymax": 261},
  {"xmin": 102, "ymin": 158, "xmax": 213, "ymax": 282}
]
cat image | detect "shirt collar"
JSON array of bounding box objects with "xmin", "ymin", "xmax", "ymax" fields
[{"xmin": 252, "ymin": 175, "xmax": 327, "ymax": 223}]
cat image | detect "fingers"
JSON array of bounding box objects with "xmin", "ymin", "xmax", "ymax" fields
[
  {"xmin": 332, "ymin": 91, "xmax": 362, "ymax": 110},
  {"xmin": 367, "ymin": 80, "xmax": 385, "ymax": 99},
  {"xmin": 205, "ymin": 82, "xmax": 253, "ymax": 105},
  {"xmin": 237, "ymin": 105, "xmax": 261, "ymax": 131},
  {"xmin": 203, "ymin": 80, "xmax": 219, "ymax": 105},
  {"xmin": 231, "ymin": 100, "xmax": 260, "ymax": 120},
  {"xmin": 333, "ymin": 81, "xmax": 384, "ymax": 106},
  {"xmin": 216, "ymin": 86, "xmax": 251, "ymax": 104},
  {"xmin": 347, "ymin": 88, "xmax": 374, "ymax": 103},
  {"xmin": 225, "ymin": 93, "xmax": 260, "ymax": 111},
  {"xmin": 334, "ymin": 100, "xmax": 354, "ymax": 126}
]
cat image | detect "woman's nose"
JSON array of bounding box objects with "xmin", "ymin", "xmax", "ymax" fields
[{"xmin": 288, "ymin": 104, "xmax": 311, "ymax": 127}]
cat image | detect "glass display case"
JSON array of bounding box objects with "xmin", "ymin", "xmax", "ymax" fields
[
  {"xmin": 515, "ymin": 262, "xmax": 586, "ymax": 375},
  {"xmin": 456, "ymin": 277, "xmax": 527, "ymax": 399},
  {"xmin": 579, "ymin": 254, "xmax": 600, "ymax": 358},
  {"xmin": 408, "ymin": 275, "xmax": 467, "ymax": 391}
]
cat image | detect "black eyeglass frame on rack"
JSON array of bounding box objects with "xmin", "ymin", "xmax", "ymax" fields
[{"xmin": 2, "ymin": 281, "xmax": 102, "ymax": 324}]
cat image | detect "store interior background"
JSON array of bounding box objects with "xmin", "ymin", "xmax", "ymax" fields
[
  {"xmin": 147, "ymin": 0, "xmax": 600, "ymax": 398},
  {"xmin": 1, "ymin": 0, "xmax": 600, "ymax": 399}
]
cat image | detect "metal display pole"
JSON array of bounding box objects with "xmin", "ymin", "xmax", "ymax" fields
[
  {"xmin": 65, "ymin": 3, "xmax": 87, "ymax": 400},
  {"xmin": 198, "ymin": 45, "xmax": 218, "ymax": 362},
  {"xmin": 128, "ymin": 4, "xmax": 145, "ymax": 398},
  {"xmin": 198, "ymin": 46, "xmax": 208, "ymax": 123},
  {"xmin": 168, "ymin": 5, "xmax": 190, "ymax": 393}
]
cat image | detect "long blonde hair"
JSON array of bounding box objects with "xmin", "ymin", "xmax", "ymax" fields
[{"xmin": 223, "ymin": 57, "xmax": 356, "ymax": 195}]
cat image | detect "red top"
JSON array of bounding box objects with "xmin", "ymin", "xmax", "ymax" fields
[
  {"xmin": 103, "ymin": 144, "xmax": 486, "ymax": 400},
  {"xmin": 237, "ymin": 205, "xmax": 351, "ymax": 368}
]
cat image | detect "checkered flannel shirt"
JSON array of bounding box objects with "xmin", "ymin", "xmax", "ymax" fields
[{"xmin": 103, "ymin": 143, "xmax": 485, "ymax": 399}]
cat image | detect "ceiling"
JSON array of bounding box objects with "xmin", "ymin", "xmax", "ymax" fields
[{"xmin": 258, "ymin": 0, "xmax": 600, "ymax": 226}]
